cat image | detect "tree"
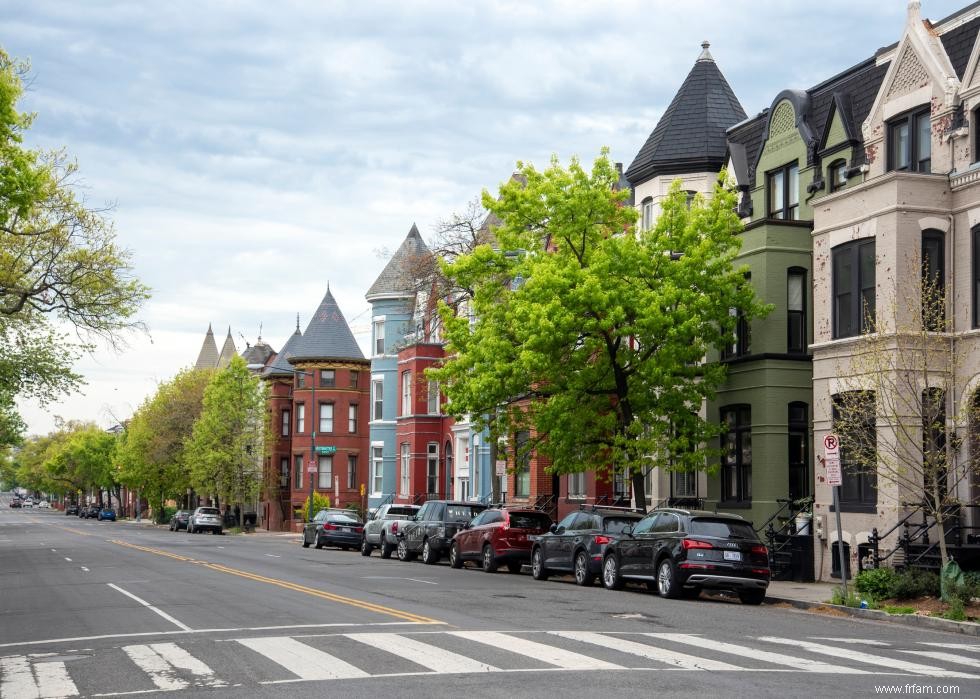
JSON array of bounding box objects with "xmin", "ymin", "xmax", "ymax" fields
[
  {"xmin": 831, "ymin": 256, "xmax": 980, "ymax": 570},
  {"xmin": 0, "ymin": 48, "xmax": 149, "ymax": 429},
  {"xmin": 186, "ymin": 356, "xmax": 270, "ymax": 528},
  {"xmin": 432, "ymin": 152, "xmax": 768, "ymax": 511},
  {"xmin": 116, "ymin": 368, "xmax": 211, "ymax": 521},
  {"xmin": 12, "ymin": 421, "xmax": 115, "ymax": 501}
]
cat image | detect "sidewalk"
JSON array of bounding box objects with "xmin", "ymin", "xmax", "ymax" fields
[{"xmin": 766, "ymin": 580, "xmax": 838, "ymax": 605}]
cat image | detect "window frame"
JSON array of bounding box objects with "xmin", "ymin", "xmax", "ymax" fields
[
  {"xmin": 400, "ymin": 442, "xmax": 410, "ymax": 496},
  {"xmin": 568, "ymin": 471, "xmax": 586, "ymax": 499},
  {"xmin": 280, "ymin": 457, "xmax": 289, "ymax": 488},
  {"xmin": 427, "ymin": 380, "xmax": 439, "ymax": 415},
  {"xmin": 832, "ymin": 392, "xmax": 878, "ymax": 512},
  {"xmin": 372, "ymin": 378, "xmax": 383, "ymax": 421},
  {"xmin": 921, "ymin": 229, "xmax": 946, "ymax": 332},
  {"xmin": 319, "ymin": 369, "xmax": 335, "ymax": 388},
  {"xmin": 349, "ymin": 370, "xmax": 359, "ymax": 388},
  {"xmin": 401, "ymin": 371, "xmax": 412, "ymax": 417},
  {"xmin": 887, "ymin": 106, "xmax": 931, "ymax": 173},
  {"xmin": 281, "ymin": 409, "xmax": 290, "ymax": 437},
  {"xmin": 828, "ymin": 159, "xmax": 847, "ymax": 192},
  {"xmin": 296, "ymin": 403, "xmax": 306, "ymax": 434},
  {"xmin": 832, "ymin": 239, "xmax": 876, "ymax": 339},
  {"xmin": 348, "ymin": 404, "xmax": 358, "ymax": 433},
  {"xmin": 788, "ymin": 402, "xmax": 809, "ymax": 501},
  {"xmin": 347, "ymin": 454, "xmax": 357, "ymax": 490},
  {"xmin": 293, "ymin": 454, "xmax": 303, "ymax": 490},
  {"xmin": 318, "ymin": 402, "xmax": 333, "ymax": 433},
  {"xmin": 766, "ymin": 162, "xmax": 800, "ymax": 220},
  {"xmin": 426, "ymin": 442, "xmax": 439, "ymax": 495},
  {"xmin": 373, "ymin": 320, "xmax": 385, "ymax": 356},
  {"xmin": 371, "ymin": 445, "xmax": 383, "ymax": 494},
  {"xmin": 787, "ymin": 267, "xmax": 807, "ymax": 354},
  {"xmin": 640, "ymin": 197, "xmax": 655, "ymax": 231},
  {"xmin": 318, "ymin": 455, "xmax": 333, "ymax": 489},
  {"xmin": 514, "ymin": 431, "xmax": 531, "ymax": 498},
  {"xmin": 720, "ymin": 405, "xmax": 752, "ymax": 504}
]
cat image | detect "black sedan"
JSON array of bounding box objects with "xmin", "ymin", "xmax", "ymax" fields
[
  {"xmin": 65, "ymin": 504, "xmax": 79, "ymax": 516},
  {"xmin": 82, "ymin": 505, "xmax": 100, "ymax": 519},
  {"xmin": 601, "ymin": 508, "xmax": 770, "ymax": 604},
  {"xmin": 169, "ymin": 510, "xmax": 190, "ymax": 531},
  {"xmin": 302, "ymin": 510, "xmax": 363, "ymax": 550}
]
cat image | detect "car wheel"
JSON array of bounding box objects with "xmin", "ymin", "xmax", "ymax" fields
[
  {"xmin": 187, "ymin": 523, "xmax": 194, "ymax": 534},
  {"xmin": 360, "ymin": 537, "xmax": 372, "ymax": 556},
  {"xmin": 657, "ymin": 558, "xmax": 681, "ymax": 599},
  {"xmin": 421, "ymin": 539, "xmax": 438, "ymax": 565},
  {"xmin": 315, "ymin": 534, "xmax": 325, "ymax": 550},
  {"xmin": 602, "ymin": 555, "xmax": 623, "ymax": 590},
  {"xmin": 302, "ymin": 531, "xmax": 311, "ymax": 548},
  {"xmin": 481, "ymin": 544, "xmax": 498, "ymax": 573},
  {"xmin": 380, "ymin": 537, "xmax": 394, "ymax": 559},
  {"xmin": 449, "ymin": 542, "xmax": 463, "ymax": 569},
  {"xmin": 531, "ymin": 548, "xmax": 549, "ymax": 581},
  {"xmin": 739, "ymin": 589, "xmax": 766, "ymax": 606},
  {"xmin": 397, "ymin": 539, "xmax": 415, "ymax": 561},
  {"xmin": 574, "ymin": 551, "xmax": 595, "ymax": 587}
]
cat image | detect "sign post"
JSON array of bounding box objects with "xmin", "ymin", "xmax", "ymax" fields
[{"xmin": 823, "ymin": 433, "xmax": 848, "ymax": 599}]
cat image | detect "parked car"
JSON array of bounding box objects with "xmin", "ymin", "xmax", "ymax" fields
[
  {"xmin": 396, "ymin": 500, "xmax": 488, "ymax": 564},
  {"xmin": 600, "ymin": 508, "xmax": 770, "ymax": 604},
  {"xmin": 530, "ymin": 507, "xmax": 644, "ymax": 586},
  {"xmin": 360, "ymin": 504, "xmax": 420, "ymax": 557},
  {"xmin": 83, "ymin": 505, "xmax": 100, "ymax": 518},
  {"xmin": 169, "ymin": 510, "xmax": 191, "ymax": 531},
  {"xmin": 65, "ymin": 504, "xmax": 79, "ymax": 516},
  {"xmin": 187, "ymin": 507, "xmax": 223, "ymax": 534},
  {"xmin": 22, "ymin": 498, "xmax": 33, "ymax": 508},
  {"xmin": 36, "ymin": 500, "xmax": 51, "ymax": 509},
  {"xmin": 450, "ymin": 507, "xmax": 552, "ymax": 573},
  {"xmin": 303, "ymin": 509, "xmax": 364, "ymax": 550},
  {"xmin": 97, "ymin": 507, "xmax": 116, "ymax": 521},
  {"xmin": 9, "ymin": 497, "xmax": 22, "ymax": 508}
]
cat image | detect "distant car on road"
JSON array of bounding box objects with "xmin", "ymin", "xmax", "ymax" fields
[
  {"xmin": 97, "ymin": 507, "xmax": 116, "ymax": 521},
  {"xmin": 82, "ymin": 505, "xmax": 100, "ymax": 519},
  {"xmin": 450, "ymin": 507, "xmax": 552, "ymax": 573},
  {"xmin": 303, "ymin": 509, "xmax": 363, "ymax": 550},
  {"xmin": 169, "ymin": 510, "xmax": 191, "ymax": 531},
  {"xmin": 22, "ymin": 498, "xmax": 34, "ymax": 508},
  {"xmin": 65, "ymin": 504, "xmax": 79, "ymax": 516},
  {"xmin": 9, "ymin": 498, "xmax": 22, "ymax": 508},
  {"xmin": 36, "ymin": 500, "xmax": 50, "ymax": 509},
  {"xmin": 187, "ymin": 507, "xmax": 223, "ymax": 534},
  {"xmin": 360, "ymin": 504, "xmax": 420, "ymax": 557}
]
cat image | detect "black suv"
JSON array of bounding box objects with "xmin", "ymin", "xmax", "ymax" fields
[
  {"xmin": 396, "ymin": 500, "xmax": 487, "ymax": 564},
  {"xmin": 601, "ymin": 509, "xmax": 770, "ymax": 604},
  {"xmin": 530, "ymin": 507, "xmax": 644, "ymax": 586}
]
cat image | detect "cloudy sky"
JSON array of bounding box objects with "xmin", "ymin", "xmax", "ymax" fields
[{"xmin": 4, "ymin": 0, "xmax": 969, "ymax": 435}]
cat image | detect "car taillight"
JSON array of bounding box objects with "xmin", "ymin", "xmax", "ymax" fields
[
  {"xmin": 322, "ymin": 523, "xmax": 337, "ymax": 530},
  {"xmin": 682, "ymin": 539, "xmax": 713, "ymax": 550},
  {"xmin": 752, "ymin": 568, "xmax": 771, "ymax": 576},
  {"xmin": 594, "ymin": 535, "xmax": 611, "ymax": 545},
  {"xmin": 751, "ymin": 545, "xmax": 768, "ymax": 556},
  {"xmin": 391, "ymin": 521, "xmax": 399, "ymax": 533}
]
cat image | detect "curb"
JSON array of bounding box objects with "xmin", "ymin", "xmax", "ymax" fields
[{"xmin": 765, "ymin": 596, "xmax": 980, "ymax": 637}]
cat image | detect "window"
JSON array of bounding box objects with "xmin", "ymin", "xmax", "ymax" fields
[
  {"xmin": 974, "ymin": 106, "xmax": 980, "ymax": 164},
  {"xmin": 293, "ymin": 455, "xmax": 303, "ymax": 490},
  {"xmin": 296, "ymin": 372, "xmax": 306, "ymax": 388},
  {"xmin": 833, "ymin": 392, "xmax": 877, "ymax": 511},
  {"xmin": 372, "ymin": 379, "xmax": 383, "ymax": 421},
  {"xmin": 374, "ymin": 320, "xmax": 385, "ymax": 355},
  {"xmin": 829, "ymin": 159, "xmax": 847, "ymax": 192},
  {"xmin": 371, "ymin": 446, "xmax": 383, "ymax": 494},
  {"xmin": 427, "ymin": 380, "xmax": 439, "ymax": 414},
  {"xmin": 922, "ymin": 230, "xmax": 945, "ymax": 331},
  {"xmin": 888, "ymin": 107, "xmax": 930, "ymax": 173},
  {"xmin": 401, "ymin": 371, "xmax": 412, "ymax": 416},
  {"xmin": 319, "ymin": 403, "xmax": 333, "ymax": 433},
  {"xmin": 318, "ymin": 455, "xmax": 332, "ymax": 489},
  {"xmin": 641, "ymin": 197, "xmax": 654, "ymax": 231},
  {"xmin": 632, "ymin": 513, "xmax": 658, "ymax": 535},
  {"xmin": 426, "ymin": 443, "xmax": 439, "ymax": 494},
  {"xmin": 833, "ymin": 240, "xmax": 876, "ymax": 338},
  {"xmin": 922, "ymin": 388, "xmax": 948, "ymax": 505},
  {"xmin": 653, "ymin": 513, "xmax": 680, "ymax": 533},
  {"xmin": 296, "ymin": 403, "xmax": 305, "ymax": 434},
  {"xmin": 788, "ymin": 402, "xmax": 809, "ymax": 501},
  {"xmin": 347, "ymin": 454, "xmax": 357, "ymax": 490},
  {"xmin": 400, "ymin": 443, "xmax": 410, "ymax": 495},
  {"xmin": 672, "ymin": 471, "xmax": 696, "ymax": 498},
  {"xmin": 613, "ymin": 466, "xmax": 628, "ymax": 501},
  {"xmin": 280, "ymin": 457, "xmax": 289, "ymax": 488},
  {"xmin": 788, "ymin": 268, "xmax": 806, "ymax": 353},
  {"xmin": 514, "ymin": 431, "xmax": 530, "ymax": 498},
  {"xmin": 720, "ymin": 405, "xmax": 751, "ymax": 503},
  {"xmin": 568, "ymin": 471, "xmax": 586, "ymax": 498},
  {"xmin": 348, "ymin": 404, "xmax": 357, "ymax": 433},
  {"xmin": 721, "ymin": 306, "xmax": 751, "ymax": 359},
  {"xmin": 281, "ymin": 409, "xmax": 290, "ymax": 437},
  {"xmin": 319, "ymin": 369, "xmax": 335, "ymax": 388},
  {"xmin": 445, "ymin": 441, "xmax": 453, "ymax": 486},
  {"xmin": 350, "ymin": 370, "xmax": 359, "ymax": 388},
  {"xmin": 767, "ymin": 162, "xmax": 799, "ymax": 220},
  {"xmin": 974, "ymin": 226, "xmax": 980, "ymax": 328}
]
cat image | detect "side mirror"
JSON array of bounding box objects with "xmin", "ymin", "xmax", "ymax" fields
[
  {"xmin": 549, "ymin": 524, "xmax": 558, "ymax": 534},
  {"xmin": 622, "ymin": 524, "xmax": 634, "ymax": 537},
  {"xmin": 556, "ymin": 526, "xmax": 566, "ymax": 535}
]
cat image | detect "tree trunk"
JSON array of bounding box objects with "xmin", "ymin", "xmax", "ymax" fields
[{"xmin": 931, "ymin": 482, "xmax": 950, "ymax": 569}]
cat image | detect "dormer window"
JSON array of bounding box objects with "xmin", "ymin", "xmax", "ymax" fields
[
  {"xmin": 888, "ymin": 107, "xmax": 930, "ymax": 173},
  {"xmin": 767, "ymin": 163, "xmax": 799, "ymax": 220},
  {"xmin": 828, "ymin": 159, "xmax": 847, "ymax": 192}
]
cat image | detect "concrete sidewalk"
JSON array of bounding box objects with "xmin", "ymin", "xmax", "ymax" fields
[{"xmin": 766, "ymin": 580, "xmax": 838, "ymax": 605}]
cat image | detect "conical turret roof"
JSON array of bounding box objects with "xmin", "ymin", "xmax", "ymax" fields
[
  {"xmin": 290, "ymin": 287, "xmax": 365, "ymax": 363},
  {"xmin": 625, "ymin": 41, "xmax": 746, "ymax": 185},
  {"xmin": 194, "ymin": 324, "xmax": 219, "ymax": 369},
  {"xmin": 263, "ymin": 317, "xmax": 303, "ymax": 378},
  {"xmin": 365, "ymin": 224, "xmax": 430, "ymax": 301},
  {"xmin": 216, "ymin": 327, "xmax": 238, "ymax": 368}
]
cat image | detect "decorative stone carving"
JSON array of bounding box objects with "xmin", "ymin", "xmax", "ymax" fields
[
  {"xmin": 769, "ymin": 101, "xmax": 795, "ymax": 136},
  {"xmin": 886, "ymin": 43, "xmax": 929, "ymax": 100}
]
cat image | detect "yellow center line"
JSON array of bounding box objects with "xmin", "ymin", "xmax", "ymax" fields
[
  {"xmin": 52, "ymin": 525, "xmax": 98, "ymax": 537},
  {"xmin": 109, "ymin": 540, "xmax": 442, "ymax": 625}
]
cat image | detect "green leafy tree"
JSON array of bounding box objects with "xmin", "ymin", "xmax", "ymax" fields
[
  {"xmin": 186, "ymin": 356, "xmax": 270, "ymax": 528},
  {"xmin": 432, "ymin": 152, "xmax": 768, "ymax": 511},
  {"xmin": 11, "ymin": 421, "xmax": 115, "ymax": 501},
  {"xmin": 116, "ymin": 368, "xmax": 211, "ymax": 521}
]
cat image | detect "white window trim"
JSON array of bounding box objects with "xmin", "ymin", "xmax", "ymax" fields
[{"xmin": 370, "ymin": 441, "xmax": 384, "ymax": 496}]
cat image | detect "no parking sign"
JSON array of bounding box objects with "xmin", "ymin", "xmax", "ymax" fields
[{"xmin": 823, "ymin": 434, "xmax": 842, "ymax": 486}]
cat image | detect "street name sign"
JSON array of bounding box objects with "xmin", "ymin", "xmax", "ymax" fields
[{"xmin": 316, "ymin": 446, "xmax": 337, "ymax": 455}]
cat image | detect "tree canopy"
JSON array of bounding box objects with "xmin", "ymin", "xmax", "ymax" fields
[{"xmin": 432, "ymin": 151, "xmax": 768, "ymax": 510}]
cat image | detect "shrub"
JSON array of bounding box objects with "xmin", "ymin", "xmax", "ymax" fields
[
  {"xmin": 890, "ymin": 569, "xmax": 940, "ymax": 600},
  {"xmin": 297, "ymin": 492, "xmax": 331, "ymax": 521},
  {"xmin": 855, "ymin": 568, "xmax": 898, "ymax": 601},
  {"xmin": 161, "ymin": 506, "xmax": 177, "ymax": 524},
  {"xmin": 881, "ymin": 605, "xmax": 915, "ymax": 615},
  {"xmin": 830, "ymin": 588, "xmax": 862, "ymax": 607}
]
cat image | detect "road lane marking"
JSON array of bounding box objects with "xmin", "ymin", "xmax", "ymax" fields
[
  {"xmin": 449, "ymin": 631, "xmax": 624, "ymax": 669},
  {"xmin": 649, "ymin": 634, "xmax": 865, "ymax": 674},
  {"xmin": 758, "ymin": 637, "xmax": 978, "ymax": 679},
  {"xmin": 900, "ymin": 650, "xmax": 980, "ymax": 668},
  {"xmin": 348, "ymin": 633, "xmax": 498, "ymax": 673},
  {"xmin": 64, "ymin": 557, "xmax": 72, "ymax": 562},
  {"xmin": 264, "ymin": 554, "xmax": 281, "ymax": 558},
  {"xmin": 920, "ymin": 642, "xmax": 980, "ymax": 652},
  {"xmin": 109, "ymin": 539, "xmax": 440, "ymax": 624},
  {"xmin": 51, "ymin": 548, "xmax": 57, "ymax": 552},
  {"xmin": 0, "ymin": 655, "xmax": 79, "ymax": 699},
  {"xmin": 811, "ymin": 637, "xmax": 890, "ymax": 646},
  {"xmin": 237, "ymin": 637, "xmax": 369, "ymax": 680},
  {"xmin": 80, "ymin": 567, "xmax": 90, "ymax": 572},
  {"xmin": 107, "ymin": 584, "xmax": 192, "ymax": 632},
  {"xmin": 122, "ymin": 643, "xmax": 225, "ymax": 690},
  {"xmin": 550, "ymin": 631, "xmax": 743, "ymax": 671}
]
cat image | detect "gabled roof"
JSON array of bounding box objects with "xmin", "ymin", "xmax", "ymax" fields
[
  {"xmin": 194, "ymin": 324, "xmax": 219, "ymax": 370},
  {"xmin": 263, "ymin": 318, "xmax": 303, "ymax": 378},
  {"xmin": 216, "ymin": 327, "xmax": 237, "ymax": 368},
  {"xmin": 365, "ymin": 224, "xmax": 430, "ymax": 302},
  {"xmin": 290, "ymin": 287, "xmax": 365, "ymax": 363},
  {"xmin": 626, "ymin": 42, "xmax": 746, "ymax": 186},
  {"xmin": 241, "ymin": 338, "xmax": 276, "ymax": 368}
]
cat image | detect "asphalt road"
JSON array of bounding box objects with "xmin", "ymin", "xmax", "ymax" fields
[{"xmin": 1, "ymin": 499, "xmax": 978, "ymax": 698}]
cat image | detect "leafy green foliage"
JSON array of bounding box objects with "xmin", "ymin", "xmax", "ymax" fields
[
  {"xmin": 432, "ymin": 151, "xmax": 768, "ymax": 509},
  {"xmin": 11, "ymin": 421, "xmax": 116, "ymax": 497},
  {"xmin": 855, "ymin": 567, "xmax": 899, "ymax": 601},
  {"xmin": 830, "ymin": 588, "xmax": 863, "ymax": 608},
  {"xmin": 881, "ymin": 605, "xmax": 915, "ymax": 615},
  {"xmin": 298, "ymin": 492, "xmax": 333, "ymax": 521},
  {"xmin": 890, "ymin": 569, "xmax": 940, "ymax": 600}
]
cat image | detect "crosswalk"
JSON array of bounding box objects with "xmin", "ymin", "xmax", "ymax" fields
[{"xmin": 1, "ymin": 631, "xmax": 978, "ymax": 697}]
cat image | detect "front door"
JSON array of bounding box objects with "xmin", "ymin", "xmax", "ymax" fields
[{"xmin": 620, "ymin": 513, "xmax": 658, "ymax": 575}]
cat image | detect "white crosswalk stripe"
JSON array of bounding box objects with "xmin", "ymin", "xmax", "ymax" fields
[
  {"xmin": 901, "ymin": 650, "xmax": 980, "ymax": 668},
  {"xmin": 549, "ymin": 631, "xmax": 743, "ymax": 671},
  {"xmin": 647, "ymin": 634, "xmax": 867, "ymax": 674},
  {"xmin": 759, "ymin": 637, "xmax": 980, "ymax": 679},
  {"xmin": 237, "ymin": 636, "xmax": 369, "ymax": 681},
  {"xmin": 122, "ymin": 643, "xmax": 226, "ymax": 690},
  {"xmin": 0, "ymin": 655, "xmax": 78, "ymax": 699},
  {"xmin": 448, "ymin": 630, "xmax": 625, "ymax": 669},
  {"xmin": 920, "ymin": 642, "xmax": 980, "ymax": 652},
  {"xmin": 347, "ymin": 633, "xmax": 498, "ymax": 673}
]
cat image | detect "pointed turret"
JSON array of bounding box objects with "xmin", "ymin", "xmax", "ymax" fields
[
  {"xmin": 290, "ymin": 288, "xmax": 364, "ymax": 363},
  {"xmin": 263, "ymin": 317, "xmax": 303, "ymax": 378},
  {"xmin": 625, "ymin": 41, "xmax": 746, "ymax": 185},
  {"xmin": 364, "ymin": 224, "xmax": 430, "ymax": 302},
  {"xmin": 194, "ymin": 324, "xmax": 219, "ymax": 369},
  {"xmin": 216, "ymin": 326, "xmax": 238, "ymax": 368}
]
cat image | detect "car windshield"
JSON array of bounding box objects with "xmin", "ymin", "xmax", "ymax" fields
[
  {"xmin": 198, "ymin": 508, "xmax": 220, "ymax": 516},
  {"xmin": 508, "ymin": 513, "xmax": 551, "ymax": 530},
  {"xmin": 447, "ymin": 505, "xmax": 482, "ymax": 520},
  {"xmin": 603, "ymin": 517, "xmax": 641, "ymax": 534},
  {"xmin": 688, "ymin": 518, "xmax": 758, "ymax": 540}
]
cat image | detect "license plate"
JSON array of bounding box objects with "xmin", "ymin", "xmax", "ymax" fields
[
  {"xmin": 723, "ymin": 551, "xmax": 742, "ymax": 562},
  {"xmin": 342, "ymin": 527, "xmax": 351, "ymax": 532}
]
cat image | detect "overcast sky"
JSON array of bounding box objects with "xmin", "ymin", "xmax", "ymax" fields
[{"xmin": 4, "ymin": 0, "xmax": 969, "ymax": 435}]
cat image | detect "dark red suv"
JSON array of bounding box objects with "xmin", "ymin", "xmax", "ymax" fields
[{"xmin": 449, "ymin": 508, "xmax": 552, "ymax": 573}]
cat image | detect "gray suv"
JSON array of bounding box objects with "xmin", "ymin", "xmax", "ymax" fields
[{"xmin": 187, "ymin": 507, "xmax": 223, "ymax": 535}]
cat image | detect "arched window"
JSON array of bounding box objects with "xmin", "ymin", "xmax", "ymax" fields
[{"xmin": 640, "ymin": 197, "xmax": 654, "ymax": 231}]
